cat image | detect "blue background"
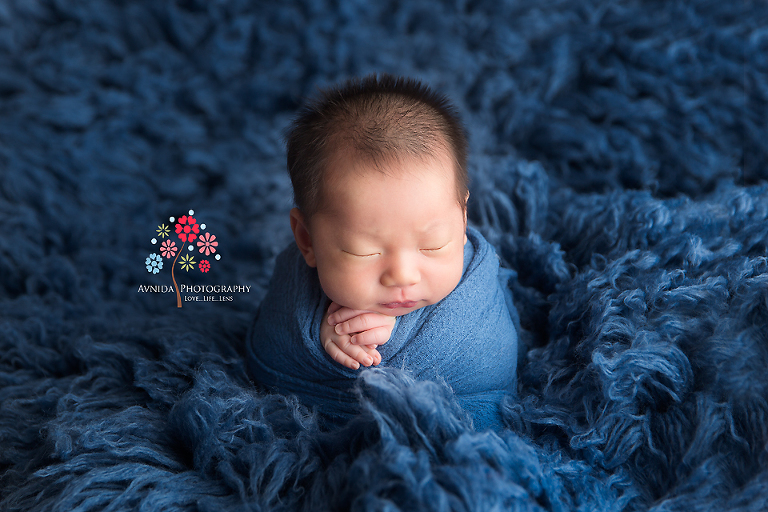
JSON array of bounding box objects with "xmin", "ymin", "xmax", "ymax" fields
[{"xmin": 1, "ymin": 1, "xmax": 767, "ymax": 510}]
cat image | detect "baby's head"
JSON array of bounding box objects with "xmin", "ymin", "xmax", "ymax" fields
[{"xmin": 286, "ymin": 74, "xmax": 469, "ymax": 316}]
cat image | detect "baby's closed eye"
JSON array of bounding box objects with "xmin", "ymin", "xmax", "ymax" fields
[
  {"xmin": 342, "ymin": 249, "xmax": 380, "ymax": 258},
  {"xmin": 420, "ymin": 242, "xmax": 450, "ymax": 253}
]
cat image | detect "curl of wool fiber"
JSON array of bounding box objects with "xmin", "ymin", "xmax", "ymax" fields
[{"xmin": 1, "ymin": 0, "xmax": 766, "ymax": 510}]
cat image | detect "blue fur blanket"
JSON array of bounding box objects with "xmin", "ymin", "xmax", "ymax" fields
[
  {"xmin": 247, "ymin": 227, "xmax": 518, "ymax": 431},
  {"xmin": 1, "ymin": 1, "xmax": 767, "ymax": 511}
]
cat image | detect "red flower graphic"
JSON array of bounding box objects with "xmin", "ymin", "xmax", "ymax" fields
[
  {"xmin": 196, "ymin": 232, "xmax": 218, "ymax": 256},
  {"xmin": 149, "ymin": 210, "xmax": 223, "ymax": 308},
  {"xmin": 175, "ymin": 215, "xmax": 200, "ymax": 242},
  {"xmin": 160, "ymin": 239, "xmax": 177, "ymax": 259}
]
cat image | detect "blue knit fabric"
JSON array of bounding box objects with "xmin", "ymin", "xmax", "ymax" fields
[
  {"xmin": 2, "ymin": 0, "xmax": 767, "ymax": 510},
  {"xmin": 247, "ymin": 227, "xmax": 518, "ymax": 431}
]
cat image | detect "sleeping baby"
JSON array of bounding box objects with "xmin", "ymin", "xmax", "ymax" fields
[{"xmin": 246, "ymin": 74, "xmax": 518, "ymax": 430}]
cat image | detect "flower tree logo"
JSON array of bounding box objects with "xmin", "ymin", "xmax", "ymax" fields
[{"xmin": 145, "ymin": 209, "xmax": 221, "ymax": 308}]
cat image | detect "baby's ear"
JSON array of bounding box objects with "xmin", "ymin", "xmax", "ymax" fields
[
  {"xmin": 463, "ymin": 191, "xmax": 469, "ymax": 244},
  {"xmin": 290, "ymin": 208, "xmax": 317, "ymax": 267}
]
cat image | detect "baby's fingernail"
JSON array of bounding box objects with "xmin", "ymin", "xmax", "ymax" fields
[
  {"xmin": 335, "ymin": 324, "xmax": 343, "ymax": 334},
  {"xmin": 365, "ymin": 357, "xmax": 373, "ymax": 366},
  {"xmin": 352, "ymin": 362, "xmax": 360, "ymax": 370}
]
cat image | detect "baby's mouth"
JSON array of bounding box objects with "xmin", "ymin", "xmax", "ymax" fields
[{"xmin": 381, "ymin": 301, "xmax": 418, "ymax": 309}]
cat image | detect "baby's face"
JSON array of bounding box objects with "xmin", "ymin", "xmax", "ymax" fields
[{"xmin": 292, "ymin": 148, "xmax": 467, "ymax": 316}]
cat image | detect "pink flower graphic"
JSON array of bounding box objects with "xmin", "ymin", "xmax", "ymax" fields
[
  {"xmin": 196, "ymin": 232, "xmax": 218, "ymax": 256},
  {"xmin": 160, "ymin": 239, "xmax": 177, "ymax": 259},
  {"xmin": 148, "ymin": 210, "xmax": 223, "ymax": 308},
  {"xmin": 175, "ymin": 215, "xmax": 200, "ymax": 242}
]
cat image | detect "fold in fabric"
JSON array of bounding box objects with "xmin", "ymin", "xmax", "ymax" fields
[{"xmin": 246, "ymin": 227, "xmax": 518, "ymax": 430}]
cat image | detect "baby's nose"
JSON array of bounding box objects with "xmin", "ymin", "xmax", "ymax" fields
[{"xmin": 381, "ymin": 254, "xmax": 420, "ymax": 287}]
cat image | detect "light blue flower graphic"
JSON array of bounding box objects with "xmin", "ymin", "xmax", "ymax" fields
[{"xmin": 145, "ymin": 253, "xmax": 163, "ymax": 274}]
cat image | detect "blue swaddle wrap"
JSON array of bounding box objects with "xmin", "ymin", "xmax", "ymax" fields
[{"xmin": 246, "ymin": 227, "xmax": 518, "ymax": 430}]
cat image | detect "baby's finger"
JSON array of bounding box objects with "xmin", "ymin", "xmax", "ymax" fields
[
  {"xmin": 357, "ymin": 343, "xmax": 381, "ymax": 365},
  {"xmin": 327, "ymin": 306, "xmax": 370, "ymax": 326},
  {"xmin": 326, "ymin": 301, "xmax": 342, "ymax": 316},
  {"xmin": 335, "ymin": 313, "xmax": 393, "ymax": 335},
  {"xmin": 365, "ymin": 346, "xmax": 382, "ymax": 365},
  {"xmin": 322, "ymin": 337, "xmax": 363, "ymax": 370},
  {"xmin": 351, "ymin": 326, "xmax": 392, "ymax": 346},
  {"xmin": 344, "ymin": 343, "xmax": 377, "ymax": 367},
  {"xmin": 325, "ymin": 302, "xmax": 345, "ymax": 324},
  {"xmin": 335, "ymin": 337, "xmax": 378, "ymax": 367}
]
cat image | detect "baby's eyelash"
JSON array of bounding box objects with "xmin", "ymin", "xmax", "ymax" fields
[{"xmin": 343, "ymin": 250, "xmax": 379, "ymax": 257}]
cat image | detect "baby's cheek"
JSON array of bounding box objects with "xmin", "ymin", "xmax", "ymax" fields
[
  {"xmin": 317, "ymin": 268, "xmax": 364, "ymax": 308},
  {"xmin": 315, "ymin": 266, "xmax": 339, "ymax": 298}
]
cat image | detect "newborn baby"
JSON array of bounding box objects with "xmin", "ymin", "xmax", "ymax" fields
[{"xmin": 247, "ymin": 74, "xmax": 518, "ymax": 430}]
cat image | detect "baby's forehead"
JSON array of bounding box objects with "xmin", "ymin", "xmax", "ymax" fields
[
  {"xmin": 325, "ymin": 142, "xmax": 455, "ymax": 176},
  {"xmin": 319, "ymin": 159, "xmax": 454, "ymax": 207}
]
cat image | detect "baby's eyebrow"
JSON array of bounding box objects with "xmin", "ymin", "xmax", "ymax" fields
[
  {"xmin": 417, "ymin": 219, "xmax": 451, "ymax": 234},
  {"xmin": 335, "ymin": 228, "xmax": 380, "ymax": 243}
]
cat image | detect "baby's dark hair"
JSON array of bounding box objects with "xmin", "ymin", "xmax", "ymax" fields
[{"xmin": 286, "ymin": 73, "xmax": 468, "ymax": 217}]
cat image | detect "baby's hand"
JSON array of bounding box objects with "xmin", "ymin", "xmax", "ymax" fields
[
  {"xmin": 320, "ymin": 302, "xmax": 395, "ymax": 370},
  {"xmin": 328, "ymin": 303, "xmax": 396, "ymax": 347}
]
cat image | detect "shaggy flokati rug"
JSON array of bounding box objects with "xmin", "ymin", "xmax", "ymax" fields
[{"xmin": 1, "ymin": 0, "xmax": 767, "ymax": 510}]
